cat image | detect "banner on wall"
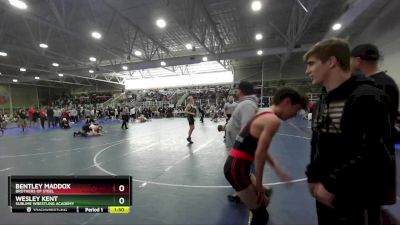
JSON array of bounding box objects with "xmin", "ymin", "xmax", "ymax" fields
[
  {"xmin": 0, "ymin": 96, "xmax": 8, "ymax": 105},
  {"xmin": 0, "ymin": 85, "xmax": 10, "ymax": 105}
]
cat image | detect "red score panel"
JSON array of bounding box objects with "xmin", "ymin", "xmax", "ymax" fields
[
  {"xmin": 26, "ymin": 183, "xmax": 130, "ymax": 195},
  {"xmin": 8, "ymin": 176, "xmax": 131, "ymax": 200}
]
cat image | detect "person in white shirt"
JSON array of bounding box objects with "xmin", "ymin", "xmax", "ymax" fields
[
  {"xmin": 70, "ymin": 108, "xmax": 78, "ymax": 123},
  {"xmin": 115, "ymin": 108, "xmax": 119, "ymax": 120},
  {"xmin": 222, "ymin": 96, "xmax": 238, "ymax": 138},
  {"xmin": 224, "ymin": 96, "xmax": 237, "ymax": 123},
  {"xmin": 54, "ymin": 108, "xmax": 61, "ymax": 127}
]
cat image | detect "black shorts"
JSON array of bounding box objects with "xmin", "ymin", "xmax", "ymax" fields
[
  {"xmin": 226, "ymin": 114, "xmax": 232, "ymax": 122},
  {"xmin": 224, "ymin": 156, "xmax": 252, "ymax": 191},
  {"xmin": 187, "ymin": 116, "xmax": 195, "ymax": 125}
]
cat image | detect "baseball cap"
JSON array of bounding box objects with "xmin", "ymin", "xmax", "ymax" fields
[{"xmin": 351, "ymin": 43, "xmax": 380, "ymax": 61}]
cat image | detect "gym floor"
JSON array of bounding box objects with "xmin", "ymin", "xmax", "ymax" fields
[{"xmin": 0, "ymin": 117, "xmax": 399, "ymax": 225}]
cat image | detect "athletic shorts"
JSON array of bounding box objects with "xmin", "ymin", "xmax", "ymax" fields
[
  {"xmin": 226, "ymin": 114, "xmax": 232, "ymax": 122},
  {"xmin": 187, "ymin": 116, "xmax": 195, "ymax": 125},
  {"xmin": 224, "ymin": 156, "xmax": 252, "ymax": 191}
]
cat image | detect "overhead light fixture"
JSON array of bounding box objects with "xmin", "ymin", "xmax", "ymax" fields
[
  {"xmin": 251, "ymin": 1, "xmax": 262, "ymax": 11},
  {"xmin": 89, "ymin": 70, "xmax": 94, "ymax": 73},
  {"xmin": 122, "ymin": 66, "xmax": 128, "ymax": 70},
  {"xmin": 91, "ymin": 31, "xmax": 102, "ymax": 39},
  {"xmin": 20, "ymin": 67, "xmax": 26, "ymax": 72},
  {"xmin": 134, "ymin": 51, "xmax": 142, "ymax": 56},
  {"xmin": 257, "ymin": 50, "xmax": 263, "ymax": 55},
  {"xmin": 58, "ymin": 73, "xmax": 64, "ymax": 77},
  {"xmin": 160, "ymin": 61, "xmax": 166, "ymax": 66},
  {"xmin": 89, "ymin": 57, "xmax": 96, "ymax": 62},
  {"xmin": 9, "ymin": 0, "xmax": 27, "ymax": 10},
  {"xmin": 0, "ymin": 72, "xmax": 2, "ymax": 75},
  {"xmin": 52, "ymin": 62, "xmax": 59, "ymax": 67},
  {"xmin": 39, "ymin": 43, "xmax": 48, "ymax": 49},
  {"xmin": 34, "ymin": 76, "xmax": 40, "ymax": 80},
  {"xmin": 185, "ymin": 44, "xmax": 193, "ymax": 50},
  {"xmin": 202, "ymin": 56, "xmax": 208, "ymax": 62},
  {"xmin": 156, "ymin": 19, "xmax": 166, "ymax": 28},
  {"xmin": 255, "ymin": 33, "xmax": 263, "ymax": 40},
  {"xmin": 12, "ymin": 79, "xmax": 18, "ymax": 82},
  {"xmin": 0, "ymin": 51, "xmax": 7, "ymax": 56},
  {"xmin": 332, "ymin": 23, "xmax": 342, "ymax": 31}
]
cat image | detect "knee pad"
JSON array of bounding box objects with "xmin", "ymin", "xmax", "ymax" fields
[{"xmin": 250, "ymin": 206, "xmax": 269, "ymax": 225}]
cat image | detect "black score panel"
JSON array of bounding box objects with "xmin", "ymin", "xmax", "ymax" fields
[{"xmin": 8, "ymin": 176, "xmax": 132, "ymax": 214}]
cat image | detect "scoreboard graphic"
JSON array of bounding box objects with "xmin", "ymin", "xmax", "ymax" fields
[{"xmin": 8, "ymin": 176, "xmax": 132, "ymax": 213}]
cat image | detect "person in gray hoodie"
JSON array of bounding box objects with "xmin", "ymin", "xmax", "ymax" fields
[{"xmin": 225, "ymin": 81, "xmax": 259, "ymax": 149}]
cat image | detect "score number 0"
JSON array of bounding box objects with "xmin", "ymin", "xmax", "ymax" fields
[{"xmin": 118, "ymin": 185, "xmax": 125, "ymax": 205}]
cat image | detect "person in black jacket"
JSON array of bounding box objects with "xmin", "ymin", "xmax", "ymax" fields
[
  {"xmin": 121, "ymin": 107, "xmax": 129, "ymax": 129},
  {"xmin": 198, "ymin": 104, "xmax": 205, "ymax": 123},
  {"xmin": 0, "ymin": 113, "xmax": 5, "ymax": 135},
  {"xmin": 46, "ymin": 106, "xmax": 55, "ymax": 128},
  {"xmin": 351, "ymin": 43, "xmax": 399, "ymax": 127},
  {"xmin": 303, "ymin": 38, "xmax": 395, "ymax": 225}
]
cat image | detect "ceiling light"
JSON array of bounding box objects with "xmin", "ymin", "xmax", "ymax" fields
[
  {"xmin": 255, "ymin": 33, "xmax": 263, "ymax": 40},
  {"xmin": 89, "ymin": 57, "xmax": 96, "ymax": 62},
  {"xmin": 122, "ymin": 66, "xmax": 128, "ymax": 70},
  {"xmin": 12, "ymin": 79, "xmax": 18, "ymax": 82},
  {"xmin": 251, "ymin": 1, "xmax": 262, "ymax": 11},
  {"xmin": 185, "ymin": 44, "xmax": 193, "ymax": 50},
  {"xmin": 89, "ymin": 70, "xmax": 94, "ymax": 73},
  {"xmin": 39, "ymin": 43, "xmax": 48, "ymax": 49},
  {"xmin": 332, "ymin": 23, "xmax": 342, "ymax": 31},
  {"xmin": 134, "ymin": 51, "xmax": 142, "ymax": 56},
  {"xmin": 257, "ymin": 50, "xmax": 263, "ymax": 55},
  {"xmin": 52, "ymin": 62, "xmax": 59, "ymax": 67},
  {"xmin": 9, "ymin": 0, "xmax": 27, "ymax": 10},
  {"xmin": 20, "ymin": 67, "xmax": 26, "ymax": 72},
  {"xmin": 0, "ymin": 52, "xmax": 7, "ymax": 56},
  {"xmin": 58, "ymin": 73, "xmax": 64, "ymax": 77},
  {"xmin": 202, "ymin": 56, "xmax": 208, "ymax": 62},
  {"xmin": 156, "ymin": 19, "xmax": 166, "ymax": 28},
  {"xmin": 91, "ymin": 31, "xmax": 102, "ymax": 39},
  {"xmin": 160, "ymin": 61, "xmax": 166, "ymax": 66},
  {"xmin": 34, "ymin": 76, "xmax": 40, "ymax": 80}
]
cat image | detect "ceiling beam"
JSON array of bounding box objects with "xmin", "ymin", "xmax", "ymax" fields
[
  {"xmin": 0, "ymin": 80, "xmax": 70, "ymax": 89},
  {"xmin": 0, "ymin": 73, "xmax": 92, "ymax": 87},
  {"xmin": 196, "ymin": 0, "xmax": 225, "ymax": 52},
  {"xmin": 0, "ymin": 62, "xmax": 124, "ymax": 86},
  {"xmin": 61, "ymin": 44, "xmax": 313, "ymax": 74},
  {"xmin": 278, "ymin": 0, "xmax": 319, "ymax": 73},
  {"xmin": 38, "ymin": 78, "xmax": 93, "ymax": 86},
  {"xmin": 48, "ymin": 0, "xmax": 66, "ymax": 28},
  {"xmin": 165, "ymin": 0, "xmax": 227, "ymax": 68},
  {"xmin": 1, "ymin": 41, "xmax": 127, "ymax": 84},
  {"xmin": 323, "ymin": 0, "xmax": 378, "ymax": 39},
  {"xmin": 0, "ymin": 3, "xmax": 124, "ymax": 59},
  {"xmin": 102, "ymin": 0, "xmax": 172, "ymax": 57}
]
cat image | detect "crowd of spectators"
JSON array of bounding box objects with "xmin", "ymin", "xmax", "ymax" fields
[{"xmin": 0, "ymin": 85, "xmax": 235, "ymax": 130}]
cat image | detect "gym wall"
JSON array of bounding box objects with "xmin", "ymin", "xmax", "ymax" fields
[
  {"xmin": 233, "ymin": 52, "xmax": 308, "ymax": 83},
  {"xmin": 0, "ymin": 84, "xmax": 69, "ymax": 114}
]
